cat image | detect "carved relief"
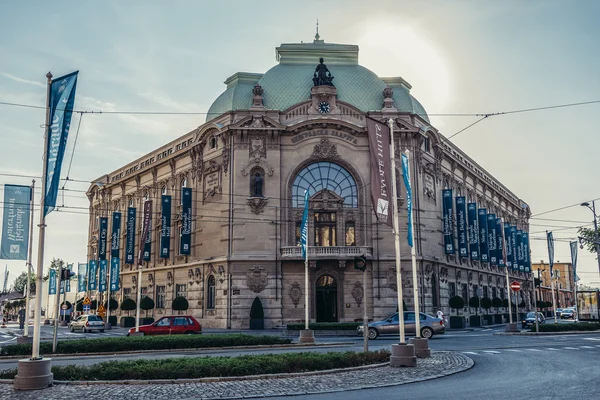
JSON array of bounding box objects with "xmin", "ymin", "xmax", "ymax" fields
[
  {"xmin": 289, "ymin": 281, "xmax": 303, "ymax": 308},
  {"xmin": 249, "ymin": 136, "xmax": 267, "ymax": 160},
  {"xmin": 203, "ymin": 160, "xmax": 222, "ymax": 200},
  {"xmin": 247, "ymin": 265, "xmax": 268, "ymax": 293},
  {"xmin": 351, "ymin": 281, "xmax": 364, "ymax": 307},
  {"xmin": 247, "ymin": 197, "xmax": 269, "ymax": 215},
  {"xmin": 456, "ymin": 270, "xmax": 462, "ymax": 283},
  {"xmin": 423, "ymin": 172, "xmax": 436, "ymax": 200},
  {"xmin": 167, "ymin": 271, "xmax": 173, "ymax": 287},
  {"xmin": 311, "ymin": 138, "xmax": 340, "ymax": 160}
]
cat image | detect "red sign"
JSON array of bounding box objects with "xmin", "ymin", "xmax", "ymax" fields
[{"xmin": 510, "ymin": 281, "xmax": 521, "ymax": 292}]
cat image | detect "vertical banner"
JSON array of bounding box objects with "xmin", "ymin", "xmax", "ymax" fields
[
  {"xmin": 516, "ymin": 230, "xmax": 524, "ymax": 272},
  {"xmin": 487, "ymin": 214, "xmax": 497, "ymax": 265},
  {"xmin": 496, "ymin": 218, "xmax": 505, "ymax": 267},
  {"xmin": 1, "ymin": 185, "xmax": 32, "ymax": 260},
  {"xmin": 455, "ymin": 197, "xmax": 468, "ymax": 258},
  {"xmin": 138, "ymin": 200, "xmax": 152, "ymax": 266},
  {"xmin": 49, "ymin": 268, "xmax": 57, "ymax": 295},
  {"xmin": 442, "ymin": 189, "xmax": 455, "ymax": 254},
  {"xmin": 510, "ymin": 226, "xmax": 518, "ymax": 271},
  {"xmin": 547, "ymin": 231, "xmax": 554, "ymax": 276},
  {"xmin": 44, "ymin": 71, "xmax": 78, "ymax": 216},
  {"xmin": 143, "ymin": 204, "xmax": 152, "ymax": 261},
  {"xmin": 366, "ymin": 117, "xmax": 393, "ymax": 227},
  {"xmin": 99, "ymin": 260, "xmax": 107, "ymax": 292},
  {"xmin": 570, "ymin": 240, "xmax": 578, "ymax": 282},
  {"xmin": 98, "ymin": 217, "xmax": 108, "ymax": 260},
  {"xmin": 401, "ymin": 153, "xmax": 414, "ymax": 247},
  {"xmin": 65, "ymin": 263, "xmax": 72, "ymax": 292},
  {"xmin": 110, "ymin": 257, "xmax": 120, "ymax": 292},
  {"xmin": 478, "ymin": 209, "xmax": 489, "ymax": 262},
  {"xmin": 77, "ymin": 263, "xmax": 87, "ymax": 292},
  {"xmin": 467, "ymin": 203, "xmax": 479, "ymax": 260},
  {"xmin": 88, "ymin": 259, "xmax": 98, "ymax": 290},
  {"xmin": 522, "ymin": 232, "xmax": 530, "ymax": 272},
  {"xmin": 301, "ymin": 190, "xmax": 309, "ymax": 260},
  {"xmin": 160, "ymin": 195, "xmax": 171, "ymax": 258},
  {"xmin": 180, "ymin": 188, "xmax": 192, "ymax": 255},
  {"xmin": 504, "ymin": 223, "xmax": 513, "ymax": 268},
  {"xmin": 125, "ymin": 207, "xmax": 136, "ymax": 264},
  {"xmin": 111, "ymin": 212, "xmax": 121, "ymax": 259}
]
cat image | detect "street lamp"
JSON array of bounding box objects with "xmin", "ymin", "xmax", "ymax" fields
[{"xmin": 580, "ymin": 201, "xmax": 600, "ymax": 275}]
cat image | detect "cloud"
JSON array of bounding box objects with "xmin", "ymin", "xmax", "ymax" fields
[{"xmin": 0, "ymin": 72, "xmax": 45, "ymax": 88}]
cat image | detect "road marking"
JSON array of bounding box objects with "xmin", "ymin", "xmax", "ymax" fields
[
  {"xmin": 482, "ymin": 350, "xmax": 501, "ymax": 354},
  {"xmin": 563, "ymin": 347, "xmax": 578, "ymax": 350},
  {"xmin": 504, "ymin": 349, "xmax": 522, "ymax": 352},
  {"xmin": 583, "ymin": 338, "xmax": 600, "ymax": 341},
  {"xmin": 525, "ymin": 348, "xmax": 542, "ymax": 352},
  {"xmin": 1, "ymin": 335, "xmax": 11, "ymax": 339},
  {"xmin": 580, "ymin": 346, "xmax": 595, "ymax": 349},
  {"xmin": 462, "ymin": 352, "xmax": 479, "ymax": 355},
  {"xmin": 482, "ymin": 329, "xmax": 492, "ymax": 332},
  {"xmin": 546, "ymin": 348, "xmax": 559, "ymax": 351}
]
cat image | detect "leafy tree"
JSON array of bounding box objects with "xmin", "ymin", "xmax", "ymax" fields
[
  {"xmin": 480, "ymin": 297, "xmax": 492, "ymax": 313},
  {"xmin": 469, "ymin": 296, "xmax": 481, "ymax": 315},
  {"xmin": 492, "ymin": 297, "xmax": 503, "ymax": 311},
  {"xmin": 12, "ymin": 272, "xmax": 35, "ymax": 294},
  {"xmin": 172, "ymin": 296, "xmax": 189, "ymax": 314},
  {"xmin": 449, "ymin": 296, "xmax": 465, "ymax": 315},
  {"xmin": 502, "ymin": 298, "xmax": 509, "ymax": 308},
  {"xmin": 120, "ymin": 298, "xmax": 137, "ymax": 316},
  {"xmin": 104, "ymin": 298, "xmax": 119, "ymax": 310},
  {"xmin": 90, "ymin": 300, "xmax": 98, "ymax": 310},
  {"xmin": 76, "ymin": 301, "xmax": 83, "ymax": 312},
  {"xmin": 518, "ymin": 300, "xmax": 526, "ymax": 309},
  {"xmin": 578, "ymin": 228, "xmax": 598, "ymax": 255},
  {"xmin": 140, "ymin": 296, "xmax": 155, "ymax": 317}
]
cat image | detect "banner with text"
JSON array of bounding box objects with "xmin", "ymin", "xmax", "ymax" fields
[
  {"xmin": 44, "ymin": 71, "xmax": 78, "ymax": 216},
  {"xmin": 516, "ymin": 230, "xmax": 524, "ymax": 272},
  {"xmin": 138, "ymin": 200, "xmax": 152, "ymax": 265},
  {"xmin": 160, "ymin": 195, "xmax": 171, "ymax": 258},
  {"xmin": 487, "ymin": 214, "xmax": 497, "ymax": 265},
  {"xmin": 88, "ymin": 259, "xmax": 98, "ymax": 290},
  {"xmin": 401, "ymin": 153, "xmax": 414, "ymax": 247},
  {"xmin": 510, "ymin": 226, "xmax": 518, "ymax": 271},
  {"xmin": 442, "ymin": 189, "xmax": 455, "ymax": 254},
  {"xmin": 522, "ymin": 232, "xmax": 530, "ymax": 272},
  {"xmin": 504, "ymin": 223, "xmax": 512, "ymax": 268},
  {"xmin": 547, "ymin": 231, "xmax": 554, "ymax": 276},
  {"xmin": 1, "ymin": 185, "xmax": 32, "ymax": 260},
  {"xmin": 111, "ymin": 212, "xmax": 121, "ymax": 259},
  {"xmin": 99, "ymin": 259, "xmax": 107, "ymax": 292},
  {"xmin": 478, "ymin": 208, "xmax": 489, "ymax": 262},
  {"xmin": 467, "ymin": 203, "xmax": 479, "ymax": 260},
  {"xmin": 49, "ymin": 268, "xmax": 57, "ymax": 295},
  {"xmin": 77, "ymin": 262, "xmax": 87, "ymax": 292},
  {"xmin": 456, "ymin": 197, "xmax": 468, "ymax": 258},
  {"xmin": 180, "ymin": 188, "xmax": 192, "ymax": 255},
  {"xmin": 496, "ymin": 218, "xmax": 505, "ymax": 267},
  {"xmin": 570, "ymin": 241, "xmax": 578, "ymax": 282},
  {"xmin": 110, "ymin": 257, "xmax": 120, "ymax": 292},
  {"xmin": 65, "ymin": 263, "xmax": 72, "ymax": 292},
  {"xmin": 125, "ymin": 207, "xmax": 136, "ymax": 264},
  {"xmin": 98, "ymin": 217, "xmax": 108, "ymax": 260},
  {"xmin": 366, "ymin": 117, "xmax": 393, "ymax": 227}
]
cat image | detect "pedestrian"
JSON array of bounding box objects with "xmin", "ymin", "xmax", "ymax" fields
[
  {"xmin": 18, "ymin": 308, "xmax": 25, "ymax": 330},
  {"xmin": 436, "ymin": 309, "xmax": 444, "ymax": 321}
]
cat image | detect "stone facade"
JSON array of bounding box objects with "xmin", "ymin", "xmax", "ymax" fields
[{"xmin": 86, "ymin": 39, "xmax": 532, "ymax": 329}]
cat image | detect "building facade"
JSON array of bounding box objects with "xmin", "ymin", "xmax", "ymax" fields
[
  {"xmin": 86, "ymin": 38, "xmax": 532, "ymax": 328},
  {"xmin": 532, "ymin": 261, "xmax": 575, "ymax": 309}
]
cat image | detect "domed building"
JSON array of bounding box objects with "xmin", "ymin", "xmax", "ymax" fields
[{"xmin": 86, "ymin": 37, "xmax": 532, "ymax": 329}]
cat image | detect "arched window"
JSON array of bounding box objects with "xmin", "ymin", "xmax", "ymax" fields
[
  {"xmin": 209, "ymin": 136, "xmax": 217, "ymax": 149},
  {"xmin": 162, "ymin": 186, "xmax": 167, "ymax": 195},
  {"xmin": 207, "ymin": 275, "xmax": 216, "ymax": 309},
  {"xmin": 431, "ymin": 273, "xmax": 438, "ymax": 307},
  {"xmin": 292, "ymin": 162, "xmax": 357, "ymax": 207},
  {"xmin": 250, "ymin": 167, "xmax": 265, "ymax": 197}
]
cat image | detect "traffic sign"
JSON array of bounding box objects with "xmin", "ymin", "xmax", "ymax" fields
[
  {"xmin": 83, "ymin": 297, "xmax": 91, "ymax": 305},
  {"xmin": 97, "ymin": 304, "xmax": 105, "ymax": 313},
  {"xmin": 61, "ymin": 304, "xmax": 68, "ymax": 310},
  {"xmin": 83, "ymin": 304, "xmax": 90, "ymax": 313},
  {"xmin": 510, "ymin": 281, "xmax": 521, "ymax": 292}
]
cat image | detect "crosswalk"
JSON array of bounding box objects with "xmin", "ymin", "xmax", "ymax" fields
[{"xmin": 462, "ymin": 344, "xmax": 600, "ymax": 356}]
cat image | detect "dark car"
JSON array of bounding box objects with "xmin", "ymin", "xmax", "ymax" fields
[
  {"xmin": 522, "ymin": 312, "xmax": 545, "ymax": 327},
  {"xmin": 127, "ymin": 316, "xmax": 202, "ymax": 336},
  {"xmin": 357, "ymin": 312, "xmax": 445, "ymax": 339}
]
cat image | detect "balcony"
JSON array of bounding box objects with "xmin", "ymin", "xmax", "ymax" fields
[{"xmin": 280, "ymin": 246, "xmax": 372, "ymax": 259}]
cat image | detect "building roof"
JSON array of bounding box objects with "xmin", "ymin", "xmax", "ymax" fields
[{"xmin": 206, "ymin": 39, "xmax": 429, "ymax": 122}]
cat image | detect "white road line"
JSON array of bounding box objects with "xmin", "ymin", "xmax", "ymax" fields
[
  {"xmin": 1, "ymin": 335, "xmax": 11, "ymax": 339},
  {"xmin": 595, "ymin": 345, "xmax": 600, "ymax": 347},
  {"xmin": 504, "ymin": 349, "xmax": 522, "ymax": 352},
  {"xmin": 482, "ymin": 350, "xmax": 501, "ymax": 354},
  {"xmin": 546, "ymin": 348, "xmax": 559, "ymax": 351},
  {"xmin": 525, "ymin": 349, "xmax": 542, "ymax": 352},
  {"xmin": 462, "ymin": 352, "xmax": 479, "ymax": 355},
  {"xmin": 563, "ymin": 347, "xmax": 578, "ymax": 350},
  {"xmin": 580, "ymin": 346, "xmax": 595, "ymax": 349},
  {"xmin": 583, "ymin": 337, "xmax": 600, "ymax": 341}
]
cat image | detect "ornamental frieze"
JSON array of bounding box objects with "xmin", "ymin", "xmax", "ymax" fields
[
  {"xmin": 247, "ymin": 265, "xmax": 268, "ymax": 293},
  {"xmin": 291, "ymin": 129, "xmax": 358, "ymax": 145},
  {"xmin": 289, "ymin": 281, "xmax": 303, "ymax": 308}
]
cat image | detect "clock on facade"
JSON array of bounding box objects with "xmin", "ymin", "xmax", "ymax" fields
[{"xmin": 317, "ymin": 101, "xmax": 331, "ymax": 114}]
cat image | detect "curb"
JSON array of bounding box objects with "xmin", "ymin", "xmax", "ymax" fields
[
  {"xmin": 0, "ymin": 342, "xmax": 355, "ymax": 361},
  {"xmin": 495, "ymin": 330, "xmax": 600, "ymax": 336}
]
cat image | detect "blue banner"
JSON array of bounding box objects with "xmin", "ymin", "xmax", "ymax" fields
[
  {"xmin": 522, "ymin": 232, "xmax": 530, "ymax": 272},
  {"xmin": 467, "ymin": 203, "xmax": 479, "ymax": 260},
  {"xmin": 49, "ymin": 268, "xmax": 57, "ymax": 295},
  {"xmin": 110, "ymin": 257, "xmax": 120, "ymax": 292},
  {"xmin": 99, "ymin": 259, "xmax": 107, "ymax": 292},
  {"xmin": 504, "ymin": 223, "xmax": 512, "ymax": 268},
  {"xmin": 160, "ymin": 195, "xmax": 171, "ymax": 258},
  {"xmin": 516, "ymin": 230, "xmax": 524, "ymax": 272},
  {"xmin": 547, "ymin": 231, "xmax": 554, "ymax": 276},
  {"xmin": 487, "ymin": 214, "xmax": 497, "ymax": 265},
  {"xmin": 125, "ymin": 207, "xmax": 136, "ymax": 264},
  {"xmin": 496, "ymin": 218, "xmax": 504, "ymax": 267},
  {"xmin": 44, "ymin": 71, "xmax": 78, "ymax": 216},
  {"xmin": 111, "ymin": 212, "xmax": 121, "ymax": 259},
  {"xmin": 456, "ymin": 197, "xmax": 468, "ymax": 258},
  {"xmin": 301, "ymin": 190, "xmax": 309, "ymax": 259},
  {"xmin": 88, "ymin": 259, "xmax": 98, "ymax": 291},
  {"xmin": 1, "ymin": 185, "xmax": 32, "ymax": 260},
  {"xmin": 442, "ymin": 189, "xmax": 455, "ymax": 254},
  {"xmin": 478, "ymin": 209, "xmax": 489, "ymax": 262},
  {"xmin": 77, "ymin": 263, "xmax": 87, "ymax": 292},
  {"xmin": 143, "ymin": 205, "xmax": 152, "ymax": 262},
  {"xmin": 98, "ymin": 217, "xmax": 108, "ymax": 260},
  {"xmin": 510, "ymin": 226, "xmax": 518, "ymax": 271},
  {"xmin": 401, "ymin": 153, "xmax": 414, "ymax": 247},
  {"xmin": 180, "ymin": 188, "xmax": 192, "ymax": 255},
  {"xmin": 65, "ymin": 264, "xmax": 72, "ymax": 292}
]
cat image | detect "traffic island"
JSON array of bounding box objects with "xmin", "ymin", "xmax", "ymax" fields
[
  {"xmin": 409, "ymin": 337, "xmax": 431, "ymax": 358},
  {"xmin": 13, "ymin": 358, "xmax": 53, "ymax": 391},
  {"xmin": 299, "ymin": 329, "xmax": 315, "ymax": 343},
  {"xmin": 390, "ymin": 342, "xmax": 416, "ymax": 367},
  {"xmin": 504, "ymin": 323, "xmax": 519, "ymax": 332}
]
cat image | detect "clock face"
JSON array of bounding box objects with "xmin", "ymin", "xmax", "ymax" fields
[{"xmin": 318, "ymin": 101, "xmax": 331, "ymax": 114}]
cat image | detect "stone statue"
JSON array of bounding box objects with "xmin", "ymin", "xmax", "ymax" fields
[
  {"xmin": 253, "ymin": 172, "xmax": 263, "ymax": 197},
  {"xmin": 313, "ymin": 57, "xmax": 334, "ymax": 87}
]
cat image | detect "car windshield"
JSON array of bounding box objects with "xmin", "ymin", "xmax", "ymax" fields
[
  {"xmin": 87, "ymin": 315, "xmax": 102, "ymax": 321},
  {"xmin": 526, "ymin": 312, "xmax": 536, "ymax": 318}
]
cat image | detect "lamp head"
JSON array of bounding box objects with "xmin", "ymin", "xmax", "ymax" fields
[{"xmin": 581, "ymin": 202, "xmax": 590, "ymax": 207}]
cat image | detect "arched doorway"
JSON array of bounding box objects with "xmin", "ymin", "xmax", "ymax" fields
[{"xmin": 316, "ymin": 275, "xmax": 338, "ymax": 322}]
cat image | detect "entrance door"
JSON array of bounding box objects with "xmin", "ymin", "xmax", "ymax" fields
[{"xmin": 316, "ymin": 275, "xmax": 338, "ymax": 322}]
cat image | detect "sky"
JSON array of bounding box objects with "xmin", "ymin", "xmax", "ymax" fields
[{"xmin": 0, "ymin": 0, "xmax": 599, "ymax": 289}]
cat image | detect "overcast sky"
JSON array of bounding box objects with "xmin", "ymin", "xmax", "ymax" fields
[{"xmin": 1, "ymin": 0, "xmax": 599, "ymax": 288}]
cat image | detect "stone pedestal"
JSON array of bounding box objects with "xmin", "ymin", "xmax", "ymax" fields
[
  {"xmin": 13, "ymin": 358, "xmax": 53, "ymax": 391},
  {"xmin": 17, "ymin": 336, "xmax": 33, "ymax": 345},
  {"xmin": 505, "ymin": 323, "xmax": 519, "ymax": 332},
  {"xmin": 409, "ymin": 337, "xmax": 431, "ymax": 358},
  {"xmin": 390, "ymin": 343, "xmax": 416, "ymax": 367},
  {"xmin": 299, "ymin": 329, "xmax": 315, "ymax": 344}
]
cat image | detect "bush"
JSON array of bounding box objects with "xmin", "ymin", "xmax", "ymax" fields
[
  {"xmin": 518, "ymin": 300, "xmax": 526, "ymax": 309},
  {"xmin": 140, "ymin": 296, "xmax": 154, "ymax": 317},
  {"xmin": 120, "ymin": 298, "xmax": 136, "ymax": 315},
  {"xmin": 104, "ymin": 298, "xmax": 119, "ymax": 311},
  {"xmin": 90, "ymin": 300, "xmax": 98, "ymax": 310},
  {"xmin": 449, "ymin": 296, "xmax": 465, "ymax": 315},
  {"xmin": 286, "ymin": 322, "xmax": 361, "ymax": 331},
  {"xmin": 120, "ymin": 316, "xmax": 135, "ymax": 328},
  {"xmin": 108, "ymin": 316, "xmax": 117, "ymax": 326},
  {"xmin": 530, "ymin": 322, "xmax": 600, "ymax": 333},
  {"xmin": 502, "ymin": 299, "xmax": 509, "ymax": 308},
  {"xmin": 0, "ymin": 334, "xmax": 294, "ymax": 357},
  {"xmin": 76, "ymin": 302, "xmax": 83, "ymax": 312},
  {"xmin": 492, "ymin": 297, "xmax": 503, "ymax": 309},
  {"xmin": 172, "ymin": 296, "xmax": 189, "ymax": 313},
  {"xmin": 480, "ymin": 297, "xmax": 492, "ymax": 312},
  {"xmin": 0, "ymin": 350, "xmax": 390, "ymax": 381},
  {"xmin": 469, "ymin": 296, "xmax": 480, "ymax": 314}
]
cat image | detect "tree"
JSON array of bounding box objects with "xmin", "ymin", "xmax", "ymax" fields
[
  {"xmin": 90, "ymin": 300, "xmax": 98, "ymax": 310},
  {"xmin": 120, "ymin": 298, "xmax": 137, "ymax": 316},
  {"xmin": 104, "ymin": 298, "xmax": 119, "ymax": 310},
  {"xmin": 61, "ymin": 301, "xmax": 72, "ymax": 310},
  {"xmin": 469, "ymin": 296, "xmax": 481, "ymax": 315},
  {"xmin": 12, "ymin": 272, "xmax": 35, "ymax": 294},
  {"xmin": 578, "ymin": 227, "xmax": 598, "ymax": 255},
  {"xmin": 172, "ymin": 296, "xmax": 189, "ymax": 314},
  {"xmin": 480, "ymin": 297, "xmax": 492, "ymax": 313},
  {"xmin": 449, "ymin": 296, "xmax": 465, "ymax": 315},
  {"xmin": 492, "ymin": 297, "xmax": 503, "ymax": 311},
  {"xmin": 140, "ymin": 296, "xmax": 155, "ymax": 317},
  {"xmin": 502, "ymin": 298, "xmax": 509, "ymax": 308},
  {"xmin": 518, "ymin": 300, "xmax": 526, "ymax": 309}
]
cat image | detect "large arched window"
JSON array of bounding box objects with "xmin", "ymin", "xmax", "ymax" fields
[
  {"xmin": 292, "ymin": 162, "xmax": 357, "ymax": 207},
  {"xmin": 207, "ymin": 275, "xmax": 216, "ymax": 310}
]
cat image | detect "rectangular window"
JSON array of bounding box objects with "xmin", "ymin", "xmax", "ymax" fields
[
  {"xmin": 156, "ymin": 285, "xmax": 166, "ymax": 309},
  {"xmin": 483, "ymin": 286, "xmax": 489, "ymax": 298},
  {"xmin": 500, "ymin": 287, "xmax": 505, "ymax": 299},
  {"xmin": 141, "ymin": 287, "xmax": 148, "ymax": 296},
  {"xmin": 123, "ymin": 288, "xmax": 132, "ymax": 299},
  {"xmin": 448, "ymin": 282, "xmax": 456, "ymax": 298},
  {"xmin": 473, "ymin": 285, "xmax": 478, "ymax": 298},
  {"xmin": 314, "ymin": 212, "xmax": 336, "ymax": 247},
  {"xmin": 295, "ymin": 221, "xmax": 301, "ymax": 246},
  {"xmin": 492, "ymin": 287, "xmax": 497, "ymax": 299},
  {"xmin": 345, "ymin": 222, "xmax": 355, "ymax": 246},
  {"xmin": 176, "ymin": 284, "xmax": 187, "ymax": 299},
  {"xmin": 424, "ymin": 136, "xmax": 430, "ymax": 153},
  {"xmin": 461, "ymin": 284, "xmax": 468, "ymax": 302}
]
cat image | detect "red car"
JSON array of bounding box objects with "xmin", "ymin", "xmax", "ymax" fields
[{"xmin": 127, "ymin": 316, "xmax": 202, "ymax": 336}]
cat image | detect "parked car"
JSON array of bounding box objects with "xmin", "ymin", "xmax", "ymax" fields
[
  {"xmin": 127, "ymin": 316, "xmax": 202, "ymax": 336},
  {"xmin": 68, "ymin": 314, "xmax": 105, "ymax": 333},
  {"xmin": 555, "ymin": 308, "xmax": 564, "ymax": 317},
  {"xmin": 561, "ymin": 309, "xmax": 575, "ymax": 319},
  {"xmin": 522, "ymin": 312, "xmax": 545, "ymax": 327},
  {"xmin": 357, "ymin": 312, "xmax": 445, "ymax": 339}
]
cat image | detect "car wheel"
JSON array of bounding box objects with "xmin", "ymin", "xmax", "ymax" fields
[
  {"xmin": 421, "ymin": 327, "xmax": 434, "ymax": 339},
  {"xmin": 367, "ymin": 328, "xmax": 378, "ymax": 340},
  {"xmin": 82, "ymin": 327, "xmax": 87, "ymax": 333},
  {"xmin": 69, "ymin": 326, "xmax": 74, "ymax": 332}
]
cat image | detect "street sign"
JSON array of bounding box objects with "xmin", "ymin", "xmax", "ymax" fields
[
  {"xmin": 97, "ymin": 304, "xmax": 105, "ymax": 313},
  {"xmin": 83, "ymin": 304, "xmax": 90, "ymax": 313},
  {"xmin": 83, "ymin": 296, "xmax": 91, "ymax": 305},
  {"xmin": 510, "ymin": 281, "xmax": 521, "ymax": 292},
  {"xmin": 61, "ymin": 304, "xmax": 68, "ymax": 310}
]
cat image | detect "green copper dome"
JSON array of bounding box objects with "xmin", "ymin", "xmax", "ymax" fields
[{"xmin": 206, "ymin": 41, "xmax": 429, "ymax": 123}]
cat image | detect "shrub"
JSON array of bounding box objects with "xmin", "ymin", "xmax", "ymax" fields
[
  {"xmin": 502, "ymin": 299, "xmax": 509, "ymax": 308},
  {"xmin": 90, "ymin": 300, "xmax": 98, "ymax": 310},
  {"xmin": 0, "ymin": 334, "xmax": 294, "ymax": 357},
  {"xmin": 449, "ymin": 296, "xmax": 465, "ymax": 315},
  {"xmin": 480, "ymin": 297, "xmax": 492, "ymax": 312},
  {"xmin": 76, "ymin": 302, "xmax": 83, "ymax": 312},
  {"xmin": 104, "ymin": 298, "xmax": 119, "ymax": 310},
  {"xmin": 286, "ymin": 322, "xmax": 361, "ymax": 331},
  {"xmin": 518, "ymin": 300, "xmax": 526, "ymax": 309},
  {"xmin": 249, "ymin": 297, "xmax": 264, "ymax": 319},
  {"xmin": 469, "ymin": 296, "xmax": 480, "ymax": 314},
  {"xmin": 530, "ymin": 322, "xmax": 600, "ymax": 333},
  {"xmin": 172, "ymin": 296, "xmax": 189, "ymax": 313},
  {"xmin": 140, "ymin": 296, "xmax": 154, "ymax": 317},
  {"xmin": 492, "ymin": 297, "xmax": 503, "ymax": 309},
  {"xmin": 120, "ymin": 298, "xmax": 136, "ymax": 316},
  {"xmin": 0, "ymin": 350, "xmax": 391, "ymax": 381}
]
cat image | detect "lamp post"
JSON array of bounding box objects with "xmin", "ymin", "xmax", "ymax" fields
[{"xmin": 580, "ymin": 201, "xmax": 600, "ymax": 275}]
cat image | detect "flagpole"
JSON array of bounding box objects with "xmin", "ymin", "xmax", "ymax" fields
[
  {"xmin": 298, "ymin": 190, "xmax": 314, "ymax": 343},
  {"xmin": 547, "ymin": 231, "xmax": 558, "ymax": 324},
  {"xmin": 23, "ymin": 180, "xmax": 35, "ymax": 338},
  {"xmin": 404, "ymin": 150, "xmax": 421, "ymax": 337}
]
